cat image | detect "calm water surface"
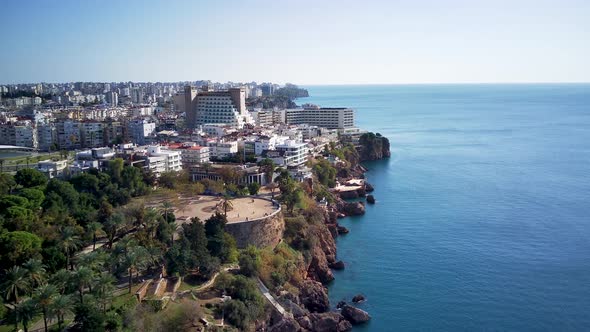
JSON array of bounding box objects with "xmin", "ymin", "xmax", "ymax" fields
[{"xmin": 299, "ymin": 84, "xmax": 590, "ymax": 331}]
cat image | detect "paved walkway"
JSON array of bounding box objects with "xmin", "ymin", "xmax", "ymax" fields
[{"xmin": 257, "ymin": 278, "xmax": 293, "ymax": 319}]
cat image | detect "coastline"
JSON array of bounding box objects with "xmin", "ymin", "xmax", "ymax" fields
[{"xmin": 266, "ymin": 134, "xmax": 390, "ymax": 330}]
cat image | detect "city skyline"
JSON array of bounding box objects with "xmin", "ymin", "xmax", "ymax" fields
[{"xmin": 1, "ymin": 0, "xmax": 589, "ymax": 85}]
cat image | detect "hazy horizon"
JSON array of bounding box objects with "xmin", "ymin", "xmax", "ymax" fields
[{"xmin": 1, "ymin": 0, "xmax": 588, "ymax": 85}]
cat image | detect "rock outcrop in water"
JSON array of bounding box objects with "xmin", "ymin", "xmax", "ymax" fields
[
  {"xmin": 359, "ymin": 132, "xmax": 391, "ymax": 161},
  {"xmin": 341, "ymin": 305, "xmax": 371, "ymax": 324}
]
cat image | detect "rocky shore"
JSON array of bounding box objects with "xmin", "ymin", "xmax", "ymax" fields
[
  {"xmin": 265, "ymin": 177, "xmax": 373, "ymax": 331},
  {"xmin": 264, "ymin": 134, "xmax": 390, "ymax": 330}
]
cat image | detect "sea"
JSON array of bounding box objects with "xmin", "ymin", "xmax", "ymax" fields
[{"xmin": 298, "ymin": 84, "xmax": 590, "ymax": 331}]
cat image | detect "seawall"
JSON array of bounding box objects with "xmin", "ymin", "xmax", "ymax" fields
[{"xmin": 225, "ymin": 199, "xmax": 284, "ymax": 248}]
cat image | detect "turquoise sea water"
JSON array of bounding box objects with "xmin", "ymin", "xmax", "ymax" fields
[{"xmin": 298, "ymin": 84, "xmax": 590, "ymax": 331}]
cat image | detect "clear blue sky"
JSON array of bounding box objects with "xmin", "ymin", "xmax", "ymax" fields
[{"xmin": 0, "ymin": 0, "xmax": 588, "ymax": 84}]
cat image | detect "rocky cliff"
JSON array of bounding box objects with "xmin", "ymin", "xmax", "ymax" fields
[{"xmin": 358, "ymin": 132, "xmax": 391, "ymax": 161}]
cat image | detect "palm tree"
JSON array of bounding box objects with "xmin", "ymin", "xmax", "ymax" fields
[
  {"xmin": 49, "ymin": 294, "xmax": 73, "ymax": 330},
  {"xmin": 92, "ymin": 273, "xmax": 115, "ymax": 313},
  {"xmin": 73, "ymin": 266, "xmax": 94, "ymax": 304},
  {"xmin": 160, "ymin": 201, "xmax": 174, "ymax": 224},
  {"xmin": 115, "ymin": 241, "xmax": 149, "ymax": 294},
  {"xmin": 22, "ymin": 258, "xmax": 47, "ymax": 290},
  {"xmin": 26, "ymin": 156, "xmax": 31, "ymax": 168},
  {"xmin": 259, "ymin": 158, "xmax": 276, "ymax": 184},
  {"xmin": 85, "ymin": 221, "xmax": 105, "ymax": 251},
  {"xmin": 0, "ymin": 159, "xmax": 4, "ymax": 172},
  {"xmin": 144, "ymin": 208, "xmax": 161, "ymax": 239},
  {"xmin": 49, "ymin": 269, "xmax": 72, "ymax": 295},
  {"xmin": 34, "ymin": 284, "xmax": 58, "ymax": 332},
  {"xmin": 104, "ymin": 213, "xmax": 124, "ymax": 249},
  {"xmin": 13, "ymin": 297, "xmax": 37, "ymax": 332},
  {"xmin": 59, "ymin": 226, "xmax": 81, "ymax": 270},
  {"xmin": 1, "ymin": 266, "xmax": 30, "ymax": 305},
  {"xmin": 221, "ymin": 194, "xmax": 233, "ymax": 217},
  {"xmin": 75, "ymin": 251, "xmax": 107, "ymax": 273},
  {"xmin": 15, "ymin": 159, "xmax": 23, "ymax": 171}
]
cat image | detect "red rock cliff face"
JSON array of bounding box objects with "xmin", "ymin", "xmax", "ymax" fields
[{"xmin": 305, "ymin": 214, "xmax": 337, "ymax": 284}]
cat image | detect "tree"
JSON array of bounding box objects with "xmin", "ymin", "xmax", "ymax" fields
[
  {"xmin": 86, "ymin": 222, "xmax": 105, "ymax": 251},
  {"xmin": 44, "ymin": 179, "xmax": 79, "ymax": 212},
  {"xmin": 0, "ymin": 231, "xmax": 43, "ymax": 266},
  {"xmin": 0, "ymin": 172, "xmax": 16, "ymax": 195},
  {"xmin": 59, "ymin": 226, "xmax": 82, "ymax": 270},
  {"xmin": 22, "ymin": 258, "xmax": 47, "ymax": 289},
  {"xmin": 92, "ymin": 273, "xmax": 115, "ymax": 313},
  {"xmin": 73, "ymin": 301, "xmax": 105, "ymax": 332},
  {"xmin": 218, "ymin": 166, "xmax": 244, "ymax": 186},
  {"xmin": 222, "ymin": 299, "xmax": 251, "ymax": 330},
  {"xmin": 1, "ymin": 266, "xmax": 30, "ymax": 305},
  {"xmin": 220, "ymin": 195, "xmax": 233, "ymax": 217},
  {"xmin": 73, "ymin": 266, "xmax": 94, "ymax": 304},
  {"xmin": 13, "ymin": 297, "xmax": 37, "ymax": 332},
  {"xmin": 247, "ymin": 182, "xmax": 261, "ymax": 195},
  {"xmin": 70, "ymin": 173, "xmax": 100, "ymax": 194},
  {"xmin": 160, "ymin": 201, "xmax": 175, "ymax": 224},
  {"xmin": 312, "ymin": 159, "xmax": 337, "ymax": 188},
  {"xmin": 104, "ymin": 213, "xmax": 124, "ymax": 249},
  {"xmin": 34, "ymin": 283, "xmax": 58, "ymax": 332},
  {"xmin": 50, "ymin": 294, "xmax": 74, "ymax": 330},
  {"xmin": 19, "ymin": 188, "xmax": 45, "ymax": 210},
  {"xmin": 238, "ymin": 246, "xmax": 261, "ymax": 277},
  {"xmin": 76, "ymin": 251, "xmax": 107, "ymax": 273},
  {"xmin": 15, "ymin": 168, "xmax": 48, "ymax": 188},
  {"xmin": 107, "ymin": 158, "xmax": 124, "ymax": 185},
  {"xmin": 48, "ymin": 269, "xmax": 72, "ymax": 295},
  {"xmin": 259, "ymin": 158, "xmax": 276, "ymax": 183},
  {"xmin": 115, "ymin": 240, "xmax": 150, "ymax": 293}
]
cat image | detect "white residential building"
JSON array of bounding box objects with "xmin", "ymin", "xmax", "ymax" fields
[
  {"xmin": 167, "ymin": 143, "xmax": 210, "ymax": 167},
  {"xmin": 275, "ymin": 140, "xmax": 308, "ymax": 167},
  {"xmin": 147, "ymin": 145, "xmax": 182, "ymax": 173},
  {"xmin": 37, "ymin": 160, "xmax": 68, "ymax": 179},
  {"xmin": 206, "ymin": 140, "xmax": 238, "ymax": 159}
]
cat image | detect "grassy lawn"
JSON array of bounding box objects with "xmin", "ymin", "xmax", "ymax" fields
[
  {"xmin": 111, "ymin": 284, "xmax": 141, "ymax": 311},
  {"xmin": 177, "ymin": 275, "xmax": 208, "ymax": 292}
]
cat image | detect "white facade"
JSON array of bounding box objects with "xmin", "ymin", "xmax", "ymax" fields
[
  {"xmin": 180, "ymin": 146, "xmax": 210, "ymax": 166},
  {"xmin": 275, "ymin": 140, "xmax": 308, "ymax": 167},
  {"xmin": 147, "ymin": 145, "xmax": 182, "ymax": 173},
  {"xmin": 250, "ymin": 135, "xmax": 289, "ymax": 156},
  {"xmin": 37, "ymin": 160, "xmax": 68, "ymax": 179},
  {"xmin": 207, "ymin": 140, "xmax": 238, "ymax": 159},
  {"xmin": 285, "ymin": 107, "xmax": 354, "ymax": 129},
  {"xmin": 186, "ymin": 87, "xmax": 254, "ymax": 129}
]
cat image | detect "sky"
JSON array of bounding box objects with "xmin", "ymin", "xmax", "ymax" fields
[{"xmin": 0, "ymin": 0, "xmax": 589, "ymax": 85}]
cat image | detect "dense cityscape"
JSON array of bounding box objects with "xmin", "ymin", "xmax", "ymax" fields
[
  {"xmin": 0, "ymin": 80, "xmax": 387, "ymax": 331},
  {"xmin": 0, "ymin": 81, "xmax": 360, "ymax": 180}
]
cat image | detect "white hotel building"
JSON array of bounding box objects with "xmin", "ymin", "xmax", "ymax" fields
[{"xmin": 285, "ymin": 106, "xmax": 354, "ymax": 129}]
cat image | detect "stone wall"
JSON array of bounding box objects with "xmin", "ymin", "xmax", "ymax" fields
[{"xmin": 225, "ymin": 207, "xmax": 284, "ymax": 248}]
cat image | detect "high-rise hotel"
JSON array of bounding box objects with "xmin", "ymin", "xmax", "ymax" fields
[{"xmin": 183, "ymin": 86, "xmax": 253, "ymax": 129}]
